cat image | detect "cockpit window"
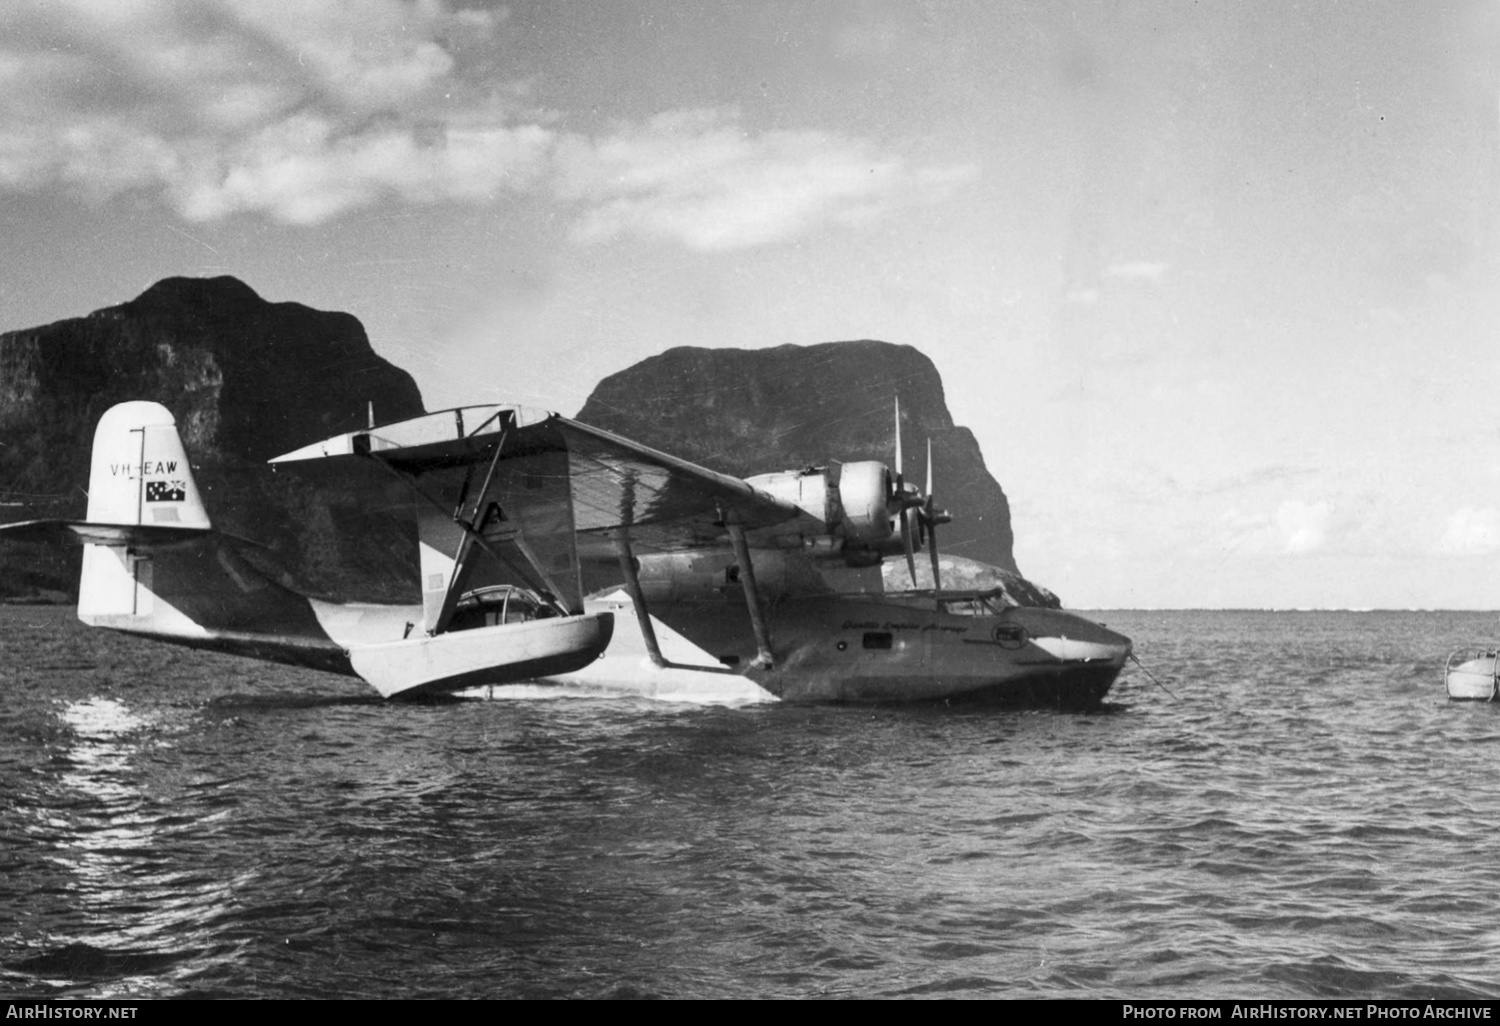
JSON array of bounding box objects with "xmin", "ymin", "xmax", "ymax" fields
[
  {"xmin": 939, "ymin": 593, "xmax": 1014, "ymax": 617},
  {"xmin": 449, "ymin": 586, "xmax": 554, "ymax": 631}
]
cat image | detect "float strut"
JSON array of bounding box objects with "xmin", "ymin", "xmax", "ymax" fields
[
  {"xmin": 726, "ymin": 522, "xmax": 774, "ymax": 669},
  {"xmin": 614, "ymin": 535, "xmax": 667, "ymax": 669}
]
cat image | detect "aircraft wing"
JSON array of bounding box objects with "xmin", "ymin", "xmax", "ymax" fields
[
  {"xmin": 553, "ymin": 417, "xmax": 819, "ymax": 553},
  {"xmin": 270, "ymin": 405, "xmax": 819, "ymax": 557}
]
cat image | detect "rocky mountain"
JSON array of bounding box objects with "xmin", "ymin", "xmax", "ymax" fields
[
  {"xmin": 0, "ymin": 276, "xmax": 425, "ymax": 600},
  {"xmin": 576, "ymin": 341, "xmax": 1021, "ymax": 573},
  {"xmin": 1, "ymin": 280, "xmax": 1053, "ymax": 606},
  {"xmin": 880, "ymin": 555, "xmax": 1058, "ymax": 609}
]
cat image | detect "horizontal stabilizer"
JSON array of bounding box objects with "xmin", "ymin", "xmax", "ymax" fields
[{"xmin": 0, "ymin": 519, "xmax": 212, "ymax": 550}]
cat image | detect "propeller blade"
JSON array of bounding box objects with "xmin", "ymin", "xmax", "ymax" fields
[
  {"xmin": 894, "ymin": 395, "xmax": 904, "ymax": 480},
  {"xmin": 928, "ymin": 518, "xmax": 942, "ymax": 592},
  {"xmin": 919, "ymin": 438, "xmax": 934, "ymax": 545},
  {"xmin": 901, "ymin": 505, "xmax": 918, "ymax": 588},
  {"xmin": 921, "ymin": 438, "xmax": 944, "ymax": 594},
  {"xmin": 925, "ymin": 437, "xmax": 933, "ymax": 500}
]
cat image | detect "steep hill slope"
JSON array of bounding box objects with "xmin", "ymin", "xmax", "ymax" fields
[
  {"xmin": 0, "ymin": 277, "xmax": 425, "ymax": 599},
  {"xmin": 576, "ymin": 341, "xmax": 1020, "ymax": 573}
]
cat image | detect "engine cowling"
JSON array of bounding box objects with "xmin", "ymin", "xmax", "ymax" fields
[
  {"xmin": 743, "ymin": 461, "xmax": 914, "ymax": 568},
  {"xmin": 837, "ymin": 460, "xmax": 894, "ymax": 544}
]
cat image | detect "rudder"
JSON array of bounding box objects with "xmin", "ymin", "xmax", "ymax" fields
[
  {"xmin": 80, "ymin": 402, "xmax": 211, "ymax": 620},
  {"xmin": 86, "ymin": 401, "xmax": 210, "ymax": 530}
]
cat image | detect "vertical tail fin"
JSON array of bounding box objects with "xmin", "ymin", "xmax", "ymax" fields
[
  {"xmin": 1, "ymin": 401, "xmax": 351, "ymax": 673},
  {"xmin": 80, "ymin": 402, "xmax": 210, "ymax": 620},
  {"xmin": 85, "ymin": 401, "xmax": 210, "ymax": 530}
]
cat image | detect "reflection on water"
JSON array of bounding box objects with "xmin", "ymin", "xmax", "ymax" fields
[{"xmin": 11, "ymin": 695, "xmax": 247, "ymax": 997}]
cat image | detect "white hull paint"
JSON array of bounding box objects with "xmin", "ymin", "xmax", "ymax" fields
[
  {"xmin": 544, "ymin": 592, "xmax": 778, "ymax": 705},
  {"xmin": 348, "ymin": 613, "xmax": 615, "ymax": 699}
]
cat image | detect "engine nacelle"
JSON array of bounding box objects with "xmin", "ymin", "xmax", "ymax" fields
[
  {"xmin": 744, "ymin": 468, "xmax": 831, "ymax": 522},
  {"xmin": 742, "ymin": 461, "xmax": 906, "ymax": 567},
  {"xmin": 837, "ymin": 461, "xmax": 894, "ymax": 544}
]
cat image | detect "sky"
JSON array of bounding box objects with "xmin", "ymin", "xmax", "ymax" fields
[{"xmin": 1, "ymin": 0, "xmax": 1497, "ymax": 609}]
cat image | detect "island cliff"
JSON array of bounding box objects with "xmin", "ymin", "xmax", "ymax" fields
[
  {"xmin": 577, "ymin": 342, "xmax": 1057, "ymax": 606},
  {"xmin": 0, "ymin": 276, "xmax": 424, "ymax": 600},
  {"xmin": 0, "ymin": 278, "xmax": 1055, "ymax": 607}
]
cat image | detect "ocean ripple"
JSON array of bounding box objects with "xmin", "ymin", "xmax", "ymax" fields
[{"xmin": 2, "ymin": 607, "xmax": 1499, "ymax": 997}]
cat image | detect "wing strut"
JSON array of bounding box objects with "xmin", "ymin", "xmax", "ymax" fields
[
  {"xmin": 353, "ymin": 429, "xmax": 574, "ymax": 629},
  {"xmin": 726, "ymin": 521, "xmax": 775, "ymax": 669},
  {"xmin": 429, "ymin": 426, "xmax": 512, "ymax": 633},
  {"xmin": 612, "ymin": 535, "xmax": 667, "ymax": 668}
]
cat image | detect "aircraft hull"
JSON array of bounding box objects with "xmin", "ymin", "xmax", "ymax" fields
[
  {"xmin": 754, "ymin": 599, "xmax": 1127, "ymax": 709},
  {"xmin": 761, "ymin": 654, "xmax": 1123, "ymax": 709},
  {"xmin": 552, "ymin": 595, "xmax": 1130, "ymax": 709}
]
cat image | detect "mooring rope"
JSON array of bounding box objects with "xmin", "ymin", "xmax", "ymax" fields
[{"xmin": 1128, "ymin": 651, "xmax": 1179, "ymax": 701}]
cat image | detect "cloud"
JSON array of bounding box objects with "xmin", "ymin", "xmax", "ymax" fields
[
  {"xmin": 1195, "ymin": 464, "xmax": 1317, "ymax": 497},
  {"xmin": 1061, "ymin": 260, "xmax": 1167, "ymax": 308},
  {"xmin": 0, "ymin": 0, "xmax": 526, "ymax": 222},
  {"xmin": 0, "ymin": 2, "xmax": 974, "ymax": 244},
  {"xmin": 174, "ymin": 114, "xmax": 553, "ymax": 225},
  {"xmin": 555, "ymin": 110, "xmax": 978, "ymax": 251},
  {"xmin": 222, "ymin": 0, "xmax": 485, "ymax": 110},
  {"xmin": 1437, "ymin": 506, "xmax": 1500, "ymax": 555},
  {"xmin": 1277, "ymin": 500, "xmax": 1330, "ymax": 554},
  {"xmin": 1214, "ymin": 499, "xmax": 1333, "ymax": 556}
]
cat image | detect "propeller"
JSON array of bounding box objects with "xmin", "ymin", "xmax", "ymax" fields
[
  {"xmin": 893, "ymin": 397, "xmax": 918, "ymax": 587},
  {"xmin": 918, "ymin": 437, "xmax": 953, "ymax": 593}
]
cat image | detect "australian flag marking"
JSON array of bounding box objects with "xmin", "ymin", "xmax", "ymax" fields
[{"xmin": 145, "ymin": 480, "xmax": 186, "ymax": 503}]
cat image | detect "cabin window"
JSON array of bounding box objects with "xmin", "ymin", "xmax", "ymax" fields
[
  {"xmin": 719, "ymin": 655, "xmax": 741, "ymax": 667},
  {"xmin": 862, "ymin": 632, "xmax": 893, "ymax": 650}
]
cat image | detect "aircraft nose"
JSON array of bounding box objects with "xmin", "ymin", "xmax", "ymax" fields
[
  {"xmin": 1007, "ymin": 607, "xmax": 1132, "ymax": 662},
  {"xmin": 1091, "ymin": 618, "xmax": 1132, "ymax": 653}
]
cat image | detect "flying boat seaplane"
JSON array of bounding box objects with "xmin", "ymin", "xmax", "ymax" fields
[{"xmin": 1, "ymin": 399, "xmax": 1131, "ymax": 707}]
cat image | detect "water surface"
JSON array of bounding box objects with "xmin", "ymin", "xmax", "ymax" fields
[{"xmin": 2, "ymin": 607, "xmax": 1497, "ymax": 999}]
